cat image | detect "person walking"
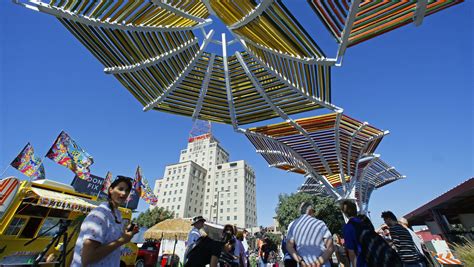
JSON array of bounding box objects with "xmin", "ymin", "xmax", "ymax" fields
[
  {"xmin": 340, "ymin": 200, "xmax": 366, "ymax": 267},
  {"xmin": 71, "ymin": 176, "xmax": 139, "ymax": 266},
  {"xmin": 332, "ymin": 234, "xmax": 350, "ymax": 267},
  {"xmin": 186, "ymin": 216, "xmax": 206, "ymax": 257},
  {"xmin": 382, "ymin": 211, "xmax": 425, "ymax": 267},
  {"xmin": 185, "ymin": 233, "xmax": 235, "ymax": 267},
  {"xmin": 286, "ymin": 202, "xmax": 334, "ymax": 267}
]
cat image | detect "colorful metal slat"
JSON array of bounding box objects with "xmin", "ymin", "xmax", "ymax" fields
[
  {"xmin": 308, "ymin": 0, "xmax": 463, "ymax": 47},
  {"xmin": 210, "ymin": 0, "xmax": 325, "ymax": 59},
  {"xmin": 18, "ymin": 0, "xmax": 333, "ymax": 126},
  {"xmin": 246, "ymin": 112, "xmax": 387, "ymax": 189}
]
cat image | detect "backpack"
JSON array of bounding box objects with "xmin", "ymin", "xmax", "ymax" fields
[{"xmin": 349, "ymin": 220, "xmax": 403, "ymax": 267}]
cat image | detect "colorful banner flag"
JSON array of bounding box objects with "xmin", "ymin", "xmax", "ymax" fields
[
  {"xmin": 46, "ymin": 131, "xmax": 93, "ymax": 180},
  {"xmin": 133, "ymin": 166, "xmax": 144, "ymax": 198},
  {"xmin": 10, "ymin": 143, "xmax": 46, "ymax": 180},
  {"xmin": 101, "ymin": 171, "xmax": 113, "ymax": 194},
  {"xmin": 142, "ymin": 177, "xmax": 158, "ymax": 205}
]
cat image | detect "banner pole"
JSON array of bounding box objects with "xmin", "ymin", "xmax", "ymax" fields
[{"xmin": 0, "ymin": 165, "xmax": 11, "ymax": 177}]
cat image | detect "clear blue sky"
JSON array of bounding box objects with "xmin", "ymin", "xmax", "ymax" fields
[{"xmin": 1, "ymin": 1, "xmax": 472, "ymax": 228}]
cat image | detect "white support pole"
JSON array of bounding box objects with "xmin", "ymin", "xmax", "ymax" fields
[
  {"xmin": 334, "ymin": 111, "xmax": 347, "ymax": 191},
  {"xmin": 414, "ymin": 0, "xmax": 428, "ymax": 26},
  {"xmin": 192, "ymin": 54, "xmax": 216, "ymax": 121},
  {"xmin": 143, "ymin": 30, "xmax": 215, "ymax": 111},
  {"xmin": 222, "ymin": 33, "xmax": 239, "ymax": 130},
  {"xmin": 346, "ymin": 122, "xmax": 368, "ymax": 176},
  {"xmin": 336, "ymin": 0, "xmax": 361, "ymax": 65},
  {"xmin": 201, "ymin": 0, "xmax": 216, "ymax": 16}
]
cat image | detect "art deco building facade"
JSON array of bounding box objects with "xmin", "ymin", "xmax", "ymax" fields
[{"xmin": 153, "ymin": 134, "xmax": 257, "ymax": 228}]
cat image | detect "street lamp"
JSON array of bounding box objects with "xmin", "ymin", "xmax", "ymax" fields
[{"xmin": 213, "ymin": 189, "xmax": 230, "ymax": 225}]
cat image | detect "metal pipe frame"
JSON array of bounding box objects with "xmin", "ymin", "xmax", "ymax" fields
[
  {"xmin": 104, "ymin": 38, "xmax": 199, "ymax": 74},
  {"xmin": 336, "ymin": 0, "xmax": 361, "ymax": 65},
  {"xmin": 151, "ymin": 0, "xmax": 207, "ymax": 23},
  {"xmin": 238, "ymin": 35, "xmax": 336, "ymax": 66},
  {"xmin": 18, "ymin": 0, "xmax": 212, "ymax": 33},
  {"xmin": 228, "ymin": 0, "xmax": 274, "ymax": 30},
  {"xmin": 334, "ymin": 111, "xmax": 347, "ymax": 191},
  {"xmin": 240, "ymin": 39, "xmax": 341, "ymax": 112},
  {"xmin": 222, "ymin": 33, "xmax": 238, "ymax": 130},
  {"xmin": 201, "ymin": 0, "xmax": 216, "ymax": 16},
  {"xmin": 235, "ymin": 52, "xmax": 333, "ymax": 175},
  {"xmin": 348, "ymin": 130, "xmax": 389, "ymax": 194},
  {"xmin": 192, "ymin": 53, "xmax": 216, "ymax": 121},
  {"xmin": 143, "ymin": 29, "xmax": 215, "ymax": 111},
  {"xmin": 414, "ymin": 0, "xmax": 428, "ymax": 26},
  {"xmin": 346, "ymin": 122, "xmax": 368, "ymax": 176},
  {"xmin": 240, "ymin": 128, "xmax": 340, "ymax": 199}
]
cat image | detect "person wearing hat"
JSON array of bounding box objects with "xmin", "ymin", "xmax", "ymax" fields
[{"xmin": 185, "ymin": 216, "xmax": 206, "ymax": 258}]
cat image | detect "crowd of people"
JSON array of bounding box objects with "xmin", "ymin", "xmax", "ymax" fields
[
  {"xmin": 68, "ymin": 176, "xmax": 429, "ymax": 267},
  {"xmin": 183, "ymin": 200, "xmax": 431, "ymax": 267},
  {"xmin": 280, "ymin": 201, "xmax": 430, "ymax": 267}
]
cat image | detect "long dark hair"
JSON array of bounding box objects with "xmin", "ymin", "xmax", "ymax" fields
[{"xmin": 108, "ymin": 176, "xmax": 132, "ymax": 224}]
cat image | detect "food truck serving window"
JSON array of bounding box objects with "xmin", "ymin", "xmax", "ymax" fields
[
  {"xmin": 37, "ymin": 218, "xmax": 66, "ymax": 237},
  {"xmin": 20, "ymin": 217, "xmax": 42, "ymax": 238},
  {"xmin": 5, "ymin": 217, "xmax": 27, "ymax": 236}
]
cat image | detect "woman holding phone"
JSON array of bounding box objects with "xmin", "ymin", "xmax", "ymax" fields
[{"xmin": 71, "ymin": 176, "xmax": 139, "ymax": 266}]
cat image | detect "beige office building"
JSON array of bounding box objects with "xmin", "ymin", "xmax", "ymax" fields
[{"xmin": 152, "ymin": 133, "xmax": 257, "ymax": 228}]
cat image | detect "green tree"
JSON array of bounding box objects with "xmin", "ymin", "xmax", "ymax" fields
[
  {"xmin": 134, "ymin": 207, "xmax": 174, "ymax": 228},
  {"xmin": 275, "ymin": 192, "xmax": 344, "ymax": 235}
]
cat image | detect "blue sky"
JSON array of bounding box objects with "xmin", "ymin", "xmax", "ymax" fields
[{"xmin": 1, "ymin": 1, "xmax": 472, "ymax": 228}]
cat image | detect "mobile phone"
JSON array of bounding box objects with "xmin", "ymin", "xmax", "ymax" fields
[{"xmin": 127, "ymin": 223, "xmax": 136, "ymax": 232}]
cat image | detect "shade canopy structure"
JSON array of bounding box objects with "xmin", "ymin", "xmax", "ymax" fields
[
  {"xmin": 300, "ymin": 156, "xmax": 404, "ymax": 212},
  {"xmin": 16, "ymin": 0, "xmax": 338, "ymax": 128},
  {"xmin": 245, "ymin": 112, "xmax": 404, "ymax": 210},
  {"xmin": 144, "ymin": 218, "xmax": 193, "ymax": 241},
  {"xmin": 307, "ymin": 0, "xmax": 463, "ymax": 61}
]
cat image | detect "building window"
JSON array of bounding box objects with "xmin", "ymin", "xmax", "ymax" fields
[
  {"xmin": 234, "ymin": 199, "xmax": 237, "ymax": 204},
  {"xmin": 227, "ymin": 216, "xmax": 230, "ymax": 221},
  {"xmin": 234, "ymin": 185, "xmax": 237, "ymax": 189},
  {"xmin": 234, "ymin": 216, "xmax": 237, "ymax": 220},
  {"xmin": 177, "ymin": 205, "xmax": 180, "ymax": 209}
]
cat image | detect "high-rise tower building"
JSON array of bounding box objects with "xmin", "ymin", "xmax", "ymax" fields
[{"xmin": 152, "ymin": 125, "xmax": 257, "ymax": 228}]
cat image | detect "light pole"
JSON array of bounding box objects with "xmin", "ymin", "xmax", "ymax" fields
[{"xmin": 214, "ymin": 189, "xmax": 230, "ymax": 225}]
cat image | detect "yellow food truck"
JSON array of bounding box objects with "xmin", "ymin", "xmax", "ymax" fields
[{"xmin": 0, "ymin": 176, "xmax": 137, "ymax": 266}]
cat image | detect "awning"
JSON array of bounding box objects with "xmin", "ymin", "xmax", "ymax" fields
[
  {"xmin": 0, "ymin": 177, "xmax": 20, "ymax": 213},
  {"xmin": 144, "ymin": 218, "xmax": 193, "ymax": 241},
  {"xmin": 26, "ymin": 187, "xmax": 99, "ymax": 213}
]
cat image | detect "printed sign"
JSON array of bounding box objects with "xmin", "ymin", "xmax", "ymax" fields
[{"xmin": 71, "ymin": 174, "xmax": 139, "ymax": 209}]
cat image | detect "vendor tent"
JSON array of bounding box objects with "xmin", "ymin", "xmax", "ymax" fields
[{"xmin": 144, "ymin": 218, "xmax": 193, "ymax": 241}]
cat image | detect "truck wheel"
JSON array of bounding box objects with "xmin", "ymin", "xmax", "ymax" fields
[{"xmin": 135, "ymin": 258, "xmax": 145, "ymax": 267}]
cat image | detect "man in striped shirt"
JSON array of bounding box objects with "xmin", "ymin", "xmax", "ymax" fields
[
  {"xmin": 286, "ymin": 202, "xmax": 334, "ymax": 267},
  {"xmin": 381, "ymin": 211, "xmax": 425, "ymax": 267}
]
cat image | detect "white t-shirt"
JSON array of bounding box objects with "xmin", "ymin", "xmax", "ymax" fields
[
  {"xmin": 71, "ymin": 202, "xmax": 124, "ymax": 266},
  {"xmin": 287, "ymin": 214, "xmax": 332, "ymax": 266}
]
